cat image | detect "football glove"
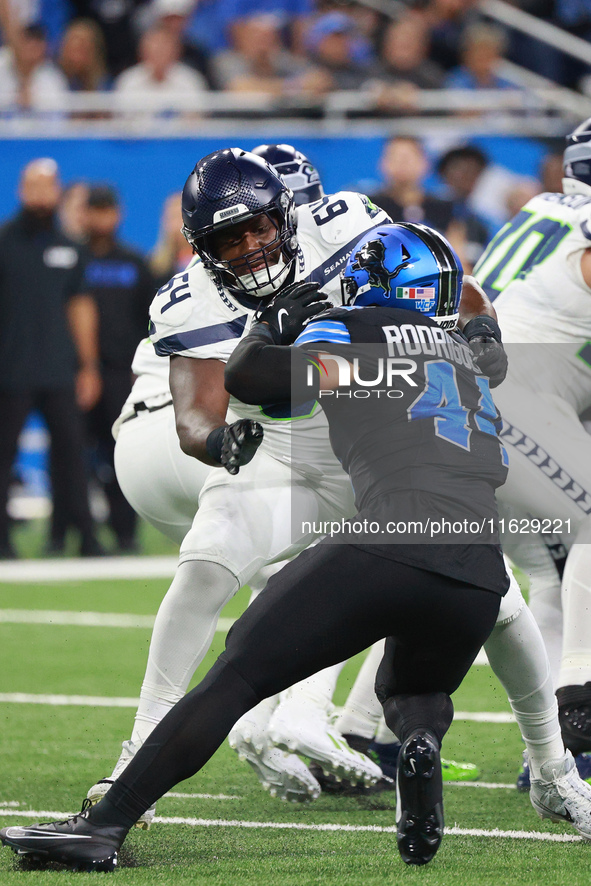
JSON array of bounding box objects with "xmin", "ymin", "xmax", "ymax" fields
[
  {"xmin": 256, "ymin": 281, "xmax": 328, "ymax": 345},
  {"xmin": 463, "ymin": 315, "xmax": 508, "ymax": 388},
  {"xmin": 206, "ymin": 419, "xmax": 264, "ymax": 475}
]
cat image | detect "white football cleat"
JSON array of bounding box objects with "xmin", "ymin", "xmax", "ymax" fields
[
  {"xmin": 229, "ymin": 716, "xmax": 321, "ymax": 802},
  {"xmin": 530, "ymin": 750, "xmax": 591, "ymax": 840},
  {"xmin": 86, "ymin": 739, "xmax": 156, "ymax": 830},
  {"xmin": 268, "ymin": 700, "xmax": 382, "ymax": 787}
]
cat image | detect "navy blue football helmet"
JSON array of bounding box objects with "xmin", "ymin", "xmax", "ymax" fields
[
  {"xmin": 341, "ymin": 223, "xmax": 463, "ymax": 329},
  {"xmin": 181, "ymin": 148, "xmax": 297, "ymax": 298},
  {"xmin": 252, "ymin": 144, "xmax": 324, "ymax": 206},
  {"xmin": 563, "ymin": 118, "xmax": 591, "ymax": 197}
]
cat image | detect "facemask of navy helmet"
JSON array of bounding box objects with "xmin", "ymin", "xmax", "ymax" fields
[
  {"xmin": 181, "ymin": 148, "xmax": 297, "ymax": 300},
  {"xmin": 563, "ymin": 117, "xmax": 591, "ymax": 198},
  {"xmin": 341, "ymin": 222, "xmax": 463, "ymax": 331},
  {"xmin": 251, "ymin": 143, "xmax": 325, "ymax": 206}
]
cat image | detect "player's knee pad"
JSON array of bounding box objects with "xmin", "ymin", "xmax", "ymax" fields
[
  {"xmin": 496, "ymin": 567, "xmax": 525, "ymax": 626},
  {"xmin": 171, "ymin": 559, "xmax": 239, "ymax": 613}
]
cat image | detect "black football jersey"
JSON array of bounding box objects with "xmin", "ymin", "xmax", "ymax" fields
[{"xmin": 294, "ymin": 305, "xmax": 509, "ymax": 592}]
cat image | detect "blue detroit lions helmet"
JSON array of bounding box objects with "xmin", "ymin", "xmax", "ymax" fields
[
  {"xmin": 341, "ymin": 222, "xmax": 463, "ymax": 329},
  {"xmin": 251, "ymin": 144, "xmax": 324, "ymax": 206}
]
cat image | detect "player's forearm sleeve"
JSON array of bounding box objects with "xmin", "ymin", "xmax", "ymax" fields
[{"xmin": 225, "ymin": 325, "xmax": 315, "ymax": 405}]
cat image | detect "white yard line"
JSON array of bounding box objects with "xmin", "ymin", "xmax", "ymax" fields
[
  {"xmin": 0, "ymin": 807, "xmax": 581, "ymax": 842},
  {"xmin": 0, "ymin": 556, "xmax": 178, "ymax": 584},
  {"xmin": 0, "ymin": 693, "xmax": 140, "ymax": 707},
  {"xmin": 0, "ymin": 609, "xmax": 236, "ymax": 631}
]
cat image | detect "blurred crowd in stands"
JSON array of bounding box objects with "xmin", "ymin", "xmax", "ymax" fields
[
  {"xmin": 0, "ymin": 134, "xmax": 561, "ymax": 556},
  {"xmin": 0, "ymin": 0, "xmax": 589, "ymax": 117}
]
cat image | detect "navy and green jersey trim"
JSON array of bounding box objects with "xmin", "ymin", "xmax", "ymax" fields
[{"xmin": 153, "ymin": 315, "xmax": 248, "ymax": 356}]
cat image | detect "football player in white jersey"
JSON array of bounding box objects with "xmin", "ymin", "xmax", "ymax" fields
[
  {"xmin": 112, "ymin": 144, "xmax": 326, "ymax": 545},
  {"xmin": 86, "ymin": 148, "xmax": 393, "ymax": 821},
  {"xmin": 473, "ymin": 117, "xmax": 591, "ymax": 777}
]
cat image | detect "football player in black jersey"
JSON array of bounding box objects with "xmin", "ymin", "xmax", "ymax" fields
[{"xmin": 4, "ymin": 224, "xmax": 591, "ymax": 872}]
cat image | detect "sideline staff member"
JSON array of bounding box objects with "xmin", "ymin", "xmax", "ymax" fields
[{"xmin": 0, "ymin": 158, "xmax": 102, "ymax": 558}]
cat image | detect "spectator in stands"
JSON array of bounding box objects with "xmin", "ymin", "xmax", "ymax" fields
[
  {"xmin": 59, "ymin": 180, "xmax": 90, "ymax": 243},
  {"xmin": 58, "ymin": 19, "xmax": 110, "ymax": 92},
  {"xmin": 0, "ymin": 158, "xmax": 102, "ymax": 559},
  {"xmin": 212, "ymin": 13, "xmax": 312, "ymax": 95},
  {"xmin": 150, "ymin": 192, "xmax": 193, "ymax": 289},
  {"xmin": 68, "ymin": 0, "xmax": 150, "ymax": 76},
  {"xmin": 114, "ymin": 24, "xmax": 208, "ymax": 115},
  {"xmin": 304, "ymin": 10, "xmax": 379, "ymax": 91},
  {"xmin": 444, "ymin": 23, "xmax": 515, "ymax": 91},
  {"xmin": 370, "ymin": 13, "xmax": 443, "ymax": 114},
  {"xmin": 418, "ymin": 0, "xmax": 479, "ymax": 72},
  {"xmin": 433, "ymin": 141, "xmax": 538, "ymax": 230},
  {"xmin": 82, "ymin": 185, "xmax": 156, "ymax": 554},
  {"xmin": 435, "ymin": 145, "xmax": 492, "ymax": 269},
  {"xmin": 1, "ymin": 0, "xmax": 71, "ymax": 54},
  {"xmin": 144, "ymin": 0, "xmax": 210, "ymax": 84},
  {"xmin": 369, "ymin": 136, "xmax": 457, "ymax": 237},
  {"xmin": 378, "ymin": 14, "xmax": 444, "ymax": 89},
  {"xmin": 0, "ymin": 9, "xmax": 68, "ymax": 113},
  {"xmin": 183, "ymin": 0, "xmax": 312, "ymax": 61}
]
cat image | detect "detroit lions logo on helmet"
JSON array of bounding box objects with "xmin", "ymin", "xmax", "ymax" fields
[{"xmin": 350, "ymin": 239, "xmax": 412, "ymax": 299}]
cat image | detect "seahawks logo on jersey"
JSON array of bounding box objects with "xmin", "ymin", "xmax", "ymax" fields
[{"xmin": 350, "ymin": 239, "xmax": 412, "ymax": 297}]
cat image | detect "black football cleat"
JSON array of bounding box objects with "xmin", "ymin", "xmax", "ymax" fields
[
  {"xmin": 396, "ymin": 732, "xmax": 444, "ymax": 866},
  {"xmin": 557, "ymin": 683, "xmax": 591, "ymax": 757},
  {"xmin": 0, "ymin": 799, "xmax": 127, "ymax": 872}
]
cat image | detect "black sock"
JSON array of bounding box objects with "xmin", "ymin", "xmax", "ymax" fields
[{"xmin": 382, "ymin": 692, "xmax": 454, "ymax": 747}]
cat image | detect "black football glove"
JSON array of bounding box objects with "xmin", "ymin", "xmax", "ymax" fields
[
  {"xmin": 206, "ymin": 419, "xmax": 264, "ymax": 475},
  {"xmin": 256, "ymin": 281, "xmax": 328, "ymax": 345},
  {"xmin": 463, "ymin": 315, "xmax": 508, "ymax": 388}
]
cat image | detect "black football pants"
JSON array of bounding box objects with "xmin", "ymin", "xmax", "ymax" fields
[{"xmin": 93, "ymin": 541, "xmax": 501, "ymax": 828}]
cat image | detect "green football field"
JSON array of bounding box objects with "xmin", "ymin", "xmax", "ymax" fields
[{"xmin": 0, "ymin": 525, "xmax": 589, "ymax": 884}]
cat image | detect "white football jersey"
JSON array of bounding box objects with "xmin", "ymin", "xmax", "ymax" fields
[
  {"xmin": 474, "ymin": 191, "xmax": 591, "ymax": 413},
  {"xmin": 148, "ymin": 192, "xmax": 389, "ymax": 468}
]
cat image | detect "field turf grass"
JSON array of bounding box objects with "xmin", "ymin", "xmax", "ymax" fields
[{"xmin": 0, "ymin": 521, "xmax": 590, "ymax": 884}]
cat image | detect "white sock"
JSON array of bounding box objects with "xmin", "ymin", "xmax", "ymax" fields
[
  {"xmin": 504, "ymin": 536, "xmax": 562, "ymax": 686},
  {"xmin": 280, "ymin": 663, "xmax": 345, "ymax": 713},
  {"xmin": 130, "ymin": 559, "xmax": 239, "ymax": 748},
  {"xmin": 559, "ymin": 537, "xmax": 591, "ymax": 688},
  {"xmin": 485, "ymin": 599, "xmax": 564, "ymax": 780},
  {"xmin": 336, "ymin": 642, "xmax": 385, "ymax": 740}
]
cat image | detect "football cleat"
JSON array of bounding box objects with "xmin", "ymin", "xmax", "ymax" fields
[
  {"xmin": 268, "ymin": 702, "xmax": 382, "ymax": 787},
  {"xmin": 0, "ymin": 799, "xmax": 127, "ymax": 872},
  {"xmin": 518, "ymin": 749, "xmax": 591, "ymax": 792},
  {"xmin": 309, "ymin": 734, "xmax": 396, "ymax": 796},
  {"xmin": 530, "ymin": 750, "xmax": 591, "ymax": 839},
  {"xmin": 441, "ymin": 757, "xmax": 480, "ymax": 782},
  {"xmin": 557, "ymin": 683, "xmax": 591, "ymax": 757},
  {"xmin": 229, "ymin": 717, "xmax": 321, "ymax": 802},
  {"xmin": 86, "ymin": 739, "xmax": 155, "ymax": 829},
  {"xmin": 396, "ymin": 732, "xmax": 444, "ymax": 866}
]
